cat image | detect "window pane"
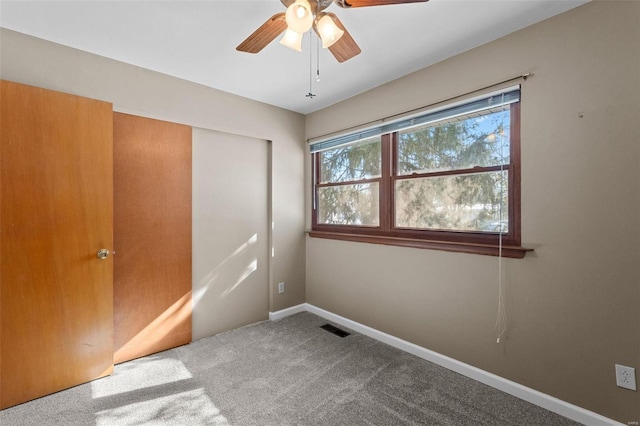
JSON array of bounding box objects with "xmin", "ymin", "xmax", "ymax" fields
[
  {"xmin": 395, "ymin": 171, "xmax": 508, "ymax": 232},
  {"xmin": 319, "ymin": 137, "xmax": 381, "ymax": 183},
  {"xmin": 397, "ymin": 109, "xmax": 510, "ymax": 175},
  {"xmin": 318, "ymin": 183, "xmax": 379, "ymax": 226}
]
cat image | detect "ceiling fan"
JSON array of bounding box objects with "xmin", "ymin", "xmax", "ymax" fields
[{"xmin": 236, "ymin": 0, "xmax": 429, "ymax": 63}]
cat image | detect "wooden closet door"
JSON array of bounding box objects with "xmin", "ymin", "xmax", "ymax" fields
[
  {"xmin": 0, "ymin": 80, "xmax": 114, "ymax": 409},
  {"xmin": 113, "ymin": 113, "xmax": 192, "ymax": 364}
]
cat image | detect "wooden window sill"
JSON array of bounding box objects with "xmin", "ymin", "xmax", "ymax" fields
[{"xmin": 308, "ymin": 231, "xmax": 533, "ymax": 259}]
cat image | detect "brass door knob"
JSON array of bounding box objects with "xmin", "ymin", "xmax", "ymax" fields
[{"xmin": 96, "ymin": 249, "xmax": 110, "ymax": 260}]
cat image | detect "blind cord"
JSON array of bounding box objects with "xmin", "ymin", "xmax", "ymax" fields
[{"xmin": 495, "ymin": 94, "xmax": 507, "ymax": 344}]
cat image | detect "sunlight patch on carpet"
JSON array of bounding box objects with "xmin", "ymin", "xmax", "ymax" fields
[
  {"xmin": 91, "ymin": 357, "xmax": 193, "ymax": 398},
  {"xmin": 95, "ymin": 388, "xmax": 229, "ymax": 426}
]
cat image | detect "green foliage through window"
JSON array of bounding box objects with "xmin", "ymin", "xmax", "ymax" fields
[
  {"xmin": 397, "ymin": 109, "xmax": 510, "ymax": 175},
  {"xmin": 311, "ymin": 92, "xmax": 521, "ymax": 251},
  {"xmin": 395, "ymin": 109, "xmax": 510, "ymax": 232},
  {"xmin": 319, "ymin": 137, "xmax": 381, "ymax": 183}
]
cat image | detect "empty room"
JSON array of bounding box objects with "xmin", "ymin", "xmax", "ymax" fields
[{"xmin": 0, "ymin": 0, "xmax": 638, "ymax": 425}]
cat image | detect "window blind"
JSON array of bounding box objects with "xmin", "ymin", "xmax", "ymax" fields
[{"xmin": 309, "ymin": 86, "xmax": 520, "ymax": 153}]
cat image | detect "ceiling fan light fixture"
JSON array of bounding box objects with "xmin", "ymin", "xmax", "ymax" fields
[
  {"xmin": 285, "ymin": 0, "xmax": 314, "ymax": 33},
  {"xmin": 279, "ymin": 28, "xmax": 304, "ymax": 52},
  {"xmin": 239, "ymin": 0, "xmax": 428, "ymax": 62},
  {"xmin": 316, "ymin": 13, "xmax": 344, "ymax": 48}
]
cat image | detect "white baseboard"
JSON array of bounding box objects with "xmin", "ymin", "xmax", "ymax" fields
[
  {"xmin": 269, "ymin": 303, "xmax": 623, "ymax": 426},
  {"xmin": 268, "ymin": 303, "xmax": 306, "ymax": 321}
]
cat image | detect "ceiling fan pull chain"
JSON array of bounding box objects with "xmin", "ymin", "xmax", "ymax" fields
[
  {"xmin": 316, "ymin": 36, "xmax": 321, "ymax": 82},
  {"xmin": 306, "ymin": 33, "xmax": 316, "ymax": 99}
]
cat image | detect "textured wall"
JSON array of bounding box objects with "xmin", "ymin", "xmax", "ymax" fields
[{"xmin": 305, "ymin": 2, "xmax": 640, "ymax": 423}]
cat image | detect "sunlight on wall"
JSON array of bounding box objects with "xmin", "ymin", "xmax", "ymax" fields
[
  {"xmin": 95, "ymin": 388, "xmax": 230, "ymax": 425},
  {"xmin": 193, "ymin": 233, "xmax": 259, "ymax": 306},
  {"xmin": 91, "ymin": 357, "xmax": 192, "ymax": 398},
  {"xmin": 272, "ymin": 221, "xmax": 276, "ymax": 258},
  {"xmin": 221, "ymin": 259, "xmax": 258, "ymax": 298}
]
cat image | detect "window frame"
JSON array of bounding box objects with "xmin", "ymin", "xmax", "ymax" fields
[{"xmin": 310, "ymin": 100, "xmax": 530, "ymax": 258}]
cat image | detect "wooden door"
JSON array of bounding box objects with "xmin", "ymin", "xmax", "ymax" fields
[
  {"xmin": 0, "ymin": 80, "xmax": 114, "ymax": 409},
  {"xmin": 113, "ymin": 113, "xmax": 192, "ymax": 364}
]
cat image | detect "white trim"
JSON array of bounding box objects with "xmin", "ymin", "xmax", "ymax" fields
[
  {"xmin": 269, "ymin": 303, "xmax": 623, "ymax": 426},
  {"xmin": 268, "ymin": 303, "xmax": 306, "ymax": 321}
]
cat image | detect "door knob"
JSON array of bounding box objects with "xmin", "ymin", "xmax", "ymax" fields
[{"xmin": 96, "ymin": 249, "xmax": 110, "ymax": 260}]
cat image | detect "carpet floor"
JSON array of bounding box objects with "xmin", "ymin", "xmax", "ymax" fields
[{"xmin": 1, "ymin": 312, "xmax": 581, "ymax": 425}]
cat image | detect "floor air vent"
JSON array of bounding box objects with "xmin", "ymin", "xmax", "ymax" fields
[{"xmin": 320, "ymin": 324, "xmax": 351, "ymax": 338}]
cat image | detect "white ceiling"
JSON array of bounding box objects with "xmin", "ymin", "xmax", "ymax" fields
[{"xmin": 0, "ymin": 0, "xmax": 588, "ymax": 114}]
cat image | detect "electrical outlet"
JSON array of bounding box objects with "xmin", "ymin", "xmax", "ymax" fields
[
  {"xmin": 615, "ymin": 364, "xmax": 637, "ymax": 391},
  {"xmin": 278, "ymin": 282, "xmax": 285, "ymax": 294}
]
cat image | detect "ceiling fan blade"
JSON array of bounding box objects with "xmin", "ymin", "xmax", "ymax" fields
[
  {"xmin": 236, "ymin": 13, "xmax": 287, "ymax": 54},
  {"xmin": 335, "ymin": 0, "xmax": 428, "ymax": 8},
  {"xmin": 321, "ymin": 13, "xmax": 361, "ymax": 63}
]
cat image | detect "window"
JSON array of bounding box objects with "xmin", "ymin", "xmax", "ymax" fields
[
  {"xmin": 311, "ymin": 87, "xmax": 529, "ymax": 258},
  {"xmin": 316, "ymin": 135, "xmax": 381, "ymax": 226}
]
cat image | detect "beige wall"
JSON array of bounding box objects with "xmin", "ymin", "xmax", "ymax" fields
[
  {"xmin": 192, "ymin": 129, "xmax": 269, "ymax": 340},
  {"xmin": 0, "ymin": 28, "xmax": 306, "ymax": 333},
  {"xmin": 305, "ymin": 2, "xmax": 639, "ymax": 423}
]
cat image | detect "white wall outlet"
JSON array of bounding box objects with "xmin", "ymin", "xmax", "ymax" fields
[
  {"xmin": 615, "ymin": 364, "xmax": 637, "ymax": 391},
  {"xmin": 278, "ymin": 282, "xmax": 285, "ymax": 294}
]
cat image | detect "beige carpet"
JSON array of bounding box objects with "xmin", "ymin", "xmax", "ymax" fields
[{"xmin": 0, "ymin": 312, "xmax": 581, "ymax": 425}]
